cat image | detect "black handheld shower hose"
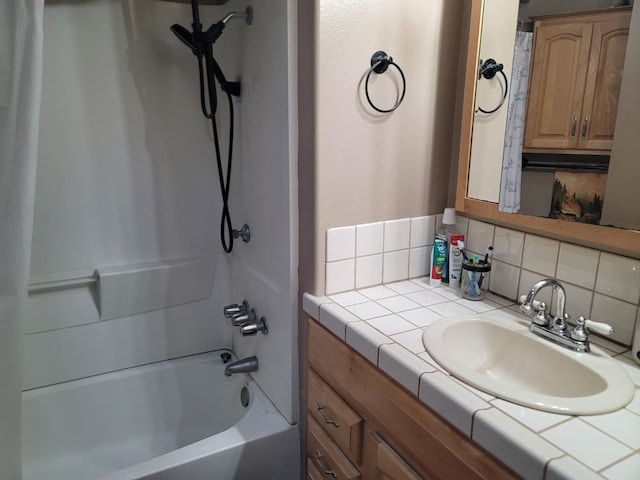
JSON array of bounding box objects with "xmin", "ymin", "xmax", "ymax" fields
[{"xmin": 170, "ymin": 1, "xmax": 247, "ymax": 253}]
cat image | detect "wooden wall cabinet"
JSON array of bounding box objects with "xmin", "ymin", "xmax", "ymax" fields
[
  {"xmin": 305, "ymin": 318, "xmax": 515, "ymax": 479},
  {"xmin": 523, "ymin": 8, "xmax": 631, "ymax": 154}
]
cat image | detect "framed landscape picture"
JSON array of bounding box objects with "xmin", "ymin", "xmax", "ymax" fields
[{"xmin": 550, "ymin": 170, "xmax": 607, "ymax": 225}]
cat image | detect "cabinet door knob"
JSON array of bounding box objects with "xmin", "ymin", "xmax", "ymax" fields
[
  {"xmin": 582, "ymin": 117, "xmax": 589, "ymax": 140},
  {"xmin": 570, "ymin": 116, "xmax": 578, "ymax": 139}
]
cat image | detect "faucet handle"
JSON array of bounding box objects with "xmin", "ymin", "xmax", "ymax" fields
[
  {"xmin": 240, "ymin": 316, "xmax": 268, "ymax": 336},
  {"xmin": 570, "ymin": 316, "xmax": 614, "ymax": 342},
  {"xmin": 519, "ymin": 295, "xmax": 544, "ymax": 306},
  {"xmin": 518, "ymin": 295, "xmax": 545, "ymax": 314},
  {"xmin": 224, "ymin": 300, "xmax": 248, "ymax": 318},
  {"xmin": 584, "ymin": 318, "xmax": 614, "ymax": 336},
  {"xmin": 532, "ymin": 301, "xmax": 551, "ymax": 326},
  {"xmin": 232, "ymin": 308, "xmax": 257, "ymax": 326}
]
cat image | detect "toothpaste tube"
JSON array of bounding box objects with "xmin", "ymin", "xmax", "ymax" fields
[{"xmin": 430, "ymin": 238, "xmax": 446, "ymax": 287}]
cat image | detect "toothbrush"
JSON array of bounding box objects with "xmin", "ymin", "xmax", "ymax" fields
[
  {"xmin": 469, "ymin": 269, "xmax": 476, "ymax": 298},
  {"xmin": 469, "ymin": 254, "xmax": 478, "ymax": 298},
  {"xmin": 482, "ymin": 246, "xmax": 494, "ymax": 265},
  {"xmin": 457, "ymin": 240, "xmax": 470, "ymax": 263},
  {"xmin": 478, "ymin": 248, "xmax": 493, "ymax": 288}
]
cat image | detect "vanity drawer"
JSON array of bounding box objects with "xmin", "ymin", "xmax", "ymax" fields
[
  {"xmin": 308, "ymin": 414, "xmax": 360, "ymax": 480},
  {"xmin": 308, "ymin": 368, "xmax": 363, "ymax": 464}
]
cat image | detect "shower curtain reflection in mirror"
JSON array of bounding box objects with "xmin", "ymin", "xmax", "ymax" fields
[
  {"xmin": 0, "ymin": 1, "xmax": 43, "ymax": 478},
  {"xmin": 499, "ymin": 30, "xmax": 532, "ymax": 213}
]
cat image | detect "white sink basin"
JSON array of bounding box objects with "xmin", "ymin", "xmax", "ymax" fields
[{"xmin": 422, "ymin": 314, "xmax": 634, "ymax": 415}]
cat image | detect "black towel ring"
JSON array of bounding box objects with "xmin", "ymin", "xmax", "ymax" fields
[
  {"xmin": 365, "ymin": 51, "xmax": 406, "ymax": 113},
  {"xmin": 476, "ymin": 58, "xmax": 509, "ymax": 114}
]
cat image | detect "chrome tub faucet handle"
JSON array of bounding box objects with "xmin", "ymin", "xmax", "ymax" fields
[
  {"xmin": 240, "ymin": 316, "xmax": 268, "ymax": 336},
  {"xmin": 223, "ymin": 300, "xmax": 248, "ymax": 318},
  {"xmin": 231, "ymin": 308, "xmax": 257, "ymax": 327}
]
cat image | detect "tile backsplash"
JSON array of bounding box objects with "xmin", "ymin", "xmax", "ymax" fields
[{"xmin": 325, "ymin": 215, "xmax": 640, "ymax": 347}]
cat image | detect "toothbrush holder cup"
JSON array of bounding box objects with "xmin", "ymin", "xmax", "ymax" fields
[{"xmin": 461, "ymin": 261, "xmax": 491, "ymax": 301}]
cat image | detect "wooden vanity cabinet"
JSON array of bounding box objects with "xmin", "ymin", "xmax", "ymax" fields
[
  {"xmin": 523, "ymin": 8, "xmax": 631, "ymax": 154},
  {"xmin": 305, "ymin": 318, "xmax": 516, "ymax": 479}
]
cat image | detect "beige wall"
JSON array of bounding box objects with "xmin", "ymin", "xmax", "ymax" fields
[
  {"xmin": 299, "ymin": 0, "xmax": 465, "ymax": 295},
  {"xmin": 601, "ymin": 4, "xmax": 640, "ymax": 230}
]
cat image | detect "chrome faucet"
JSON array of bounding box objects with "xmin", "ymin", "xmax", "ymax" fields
[
  {"xmin": 520, "ymin": 279, "xmax": 613, "ymax": 353},
  {"xmin": 520, "ymin": 279, "xmax": 569, "ymax": 332},
  {"xmin": 224, "ymin": 356, "xmax": 259, "ymax": 377}
]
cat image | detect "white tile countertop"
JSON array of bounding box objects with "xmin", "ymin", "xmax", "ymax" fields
[{"xmin": 303, "ymin": 278, "xmax": 640, "ymax": 480}]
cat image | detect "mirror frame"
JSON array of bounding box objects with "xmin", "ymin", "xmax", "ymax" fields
[{"xmin": 456, "ymin": 0, "xmax": 640, "ymax": 259}]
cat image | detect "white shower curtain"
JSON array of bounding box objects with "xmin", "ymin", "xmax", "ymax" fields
[
  {"xmin": 0, "ymin": 1, "xmax": 44, "ymax": 478},
  {"xmin": 498, "ymin": 31, "xmax": 532, "ymax": 213}
]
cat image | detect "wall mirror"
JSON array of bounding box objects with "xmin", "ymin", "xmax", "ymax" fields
[{"xmin": 456, "ymin": 0, "xmax": 640, "ymax": 258}]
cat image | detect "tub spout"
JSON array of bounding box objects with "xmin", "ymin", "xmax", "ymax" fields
[{"xmin": 224, "ymin": 356, "xmax": 258, "ymax": 377}]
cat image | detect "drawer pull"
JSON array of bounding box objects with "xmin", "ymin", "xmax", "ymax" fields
[
  {"xmin": 570, "ymin": 116, "xmax": 577, "ymax": 139},
  {"xmin": 315, "ymin": 450, "xmax": 338, "ymax": 478},
  {"xmin": 317, "ymin": 403, "xmax": 339, "ymax": 427}
]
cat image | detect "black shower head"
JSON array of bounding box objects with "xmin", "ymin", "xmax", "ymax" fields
[
  {"xmin": 170, "ymin": 4, "xmax": 253, "ymax": 51},
  {"xmin": 170, "ymin": 24, "xmax": 198, "ymax": 55}
]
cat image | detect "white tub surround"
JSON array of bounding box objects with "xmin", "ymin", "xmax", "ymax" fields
[
  {"xmin": 304, "ymin": 282, "xmax": 640, "ymax": 479},
  {"xmin": 33, "ymin": 0, "xmax": 299, "ymax": 426},
  {"xmin": 22, "ymin": 352, "xmax": 298, "ymax": 480},
  {"xmin": 96, "ymin": 256, "xmax": 215, "ymax": 320}
]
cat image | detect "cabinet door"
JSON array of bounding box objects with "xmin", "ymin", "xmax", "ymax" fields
[
  {"xmin": 524, "ymin": 21, "xmax": 593, "ymax": 150},
  {"xmin": 369, "ymin": 432, "xmax": 424, "ymax": 480},
  {"xmin": 579, "ymin": 16, "xmax": 631, "ymax": 150}
]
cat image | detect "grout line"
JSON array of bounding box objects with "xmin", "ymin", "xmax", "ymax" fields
[
  {"xmin": 469, "ymin": 405, "xmax": 494, "ymax": 439},
  {"xmin": 536, "ymin": 416, "xmax": 573, "ymax": 435},
  {"xmin": 623, "ymin": 406, "xmax": 640, "ymax": 419},
  {"xmin": 542, "ymin": 452, "xmax": 568, "ymax": 480},
  {"xmin": 579, "ymin": 416, "xmax": 639, "ymax": 451},
  {"xmin": 596, "ymin": 451, "xmax": 639, "ymax": 475},
  {"xmin": 590, "ymin": 250, "xmax": 603, "ymax": 316},
  {"xmin": 469, "ymin": 407, "xmax": 479, "ymax": 438},
  {"xmin": 489, "ymin": 398, "xmax": 573, "ymax": 438},
  {"xmin": 594, "ymin": 250, "xmax": 603, "ymax": 294},
  {"xmin": 576, "ymin": 417, "xmax": 638, "ymax": 454}
]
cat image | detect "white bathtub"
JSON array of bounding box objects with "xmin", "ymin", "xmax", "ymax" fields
[{"xmin": 22, "ymin": 351, "xmax": 299, "ymax": 480}]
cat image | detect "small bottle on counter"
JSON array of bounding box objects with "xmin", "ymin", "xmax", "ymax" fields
[{"xmin": 435, "ymin": 208, "xmax": 465, "ymax": 286}]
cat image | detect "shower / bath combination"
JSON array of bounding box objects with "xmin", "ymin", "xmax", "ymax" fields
[{"xmin": 170, "ymin": 2, "xmax": 253, "ymax": 253}]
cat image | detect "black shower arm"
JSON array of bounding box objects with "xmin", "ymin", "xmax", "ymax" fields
[{"xmin": 202, "ymin": 44, "xmax": 241, "ymax": 97}]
